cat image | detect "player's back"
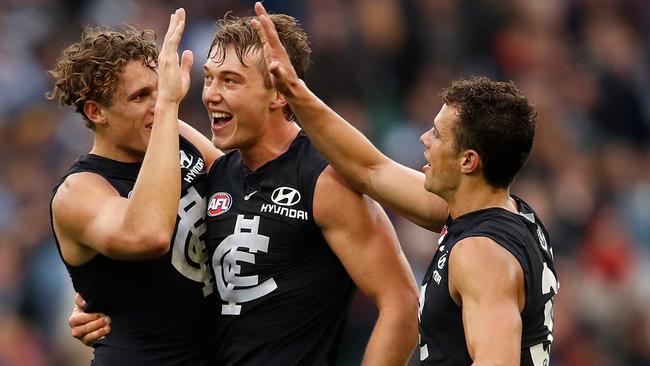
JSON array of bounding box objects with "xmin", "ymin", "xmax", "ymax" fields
[{"xmin": 51, "ymin": 136, "xmax": 214, "ymax": 366}]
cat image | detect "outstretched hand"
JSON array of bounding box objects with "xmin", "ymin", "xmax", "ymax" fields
[
  {"xmin": 251, "ymin": 2, "xmax": 301, "ymax": 98},
  {"xmin": 157, "ymin": 8, "xmax": 193, "ymax": 104}
]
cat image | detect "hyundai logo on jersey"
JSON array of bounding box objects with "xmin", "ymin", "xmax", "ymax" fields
[
  {"xmin": 179, "ymin": 150, "xmax": 194, "ymax": 169},
  {"xmin": 271, "ymin": 187, "xmax": 301, "ymax": 206}
]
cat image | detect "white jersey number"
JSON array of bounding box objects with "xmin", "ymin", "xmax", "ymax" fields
[{"xmin": 530, "ymin": 224, "xmax": 559, "ymax": 366}]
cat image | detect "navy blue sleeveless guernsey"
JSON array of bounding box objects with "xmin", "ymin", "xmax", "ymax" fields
[
  {"xmin": 50, "ymin": 136, "xmax": 214, "ymax": 366},
  {"xmin": 206, "ymin": 132, "xmax": 355, "ymax": 366},
  {"xmin": 419, "ymin": 196, "xmax": 558, "ymax": 366}
]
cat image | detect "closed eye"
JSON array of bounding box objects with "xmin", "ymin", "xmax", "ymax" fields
[{"xmin": 431, "ymin": 125, "xmax": 441, "ymax": 138}]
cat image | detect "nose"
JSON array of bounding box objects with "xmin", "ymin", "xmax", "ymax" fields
[
  {"xmin": 202, "ymin": 82, "xmax": 223, "ymax": 106},
  {"xmin": 420, "ymin": 130, "xmax": 430, "ymax": 147}
]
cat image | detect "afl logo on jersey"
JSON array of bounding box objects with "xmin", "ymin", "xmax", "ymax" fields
[
  {"xmin": 271, "ymin": 187, "xmax": 301, "ymax": 206},
  {"xmin": 437, "ymin": 225, "xmax": 448, "ymax": 245},
  {"xmin": 207, "ymin": 192, "xmax": 232, "ymax": 217}
]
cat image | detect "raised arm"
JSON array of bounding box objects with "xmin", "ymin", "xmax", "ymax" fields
[
  {"xmin": 52, "ymin": 9, "xmax": 191, "ymax": 262},
  {"xmin": 251, "ymin": 2, "xmax": 446, "ymax": 231},
  {"xmin": 314, "ymin": 166, "xmax": 419, "ymax": 365}
]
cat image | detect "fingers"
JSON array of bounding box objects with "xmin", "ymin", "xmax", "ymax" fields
[
  {"xmin": 69, "ymin": 310, "xmax": 112, "ymax": 346},
  {"xmin": 250, "ymin": 3, "xmax": 284, "ymax": 76},
  {"xmin": 69, "ymin": 308, "xmax": 102, "ymax": 327},
  {"xmin": 74, "ymin": 292, "xmax": 87, "ymax": 310},
  {"xmin": 251, "ymin": 1, "xmax": 298, "ymax": 96},
  {"xmin": 253, "ymin": 3, "xmax": 283, "ymax": 51},
  {"xmin": 180, "ymin": 49, "xmax": 194, "ymax": 75},
  {"xmin": 160, "ymin": 8, "xmax": 185, "ymax": 55},
  {"xmin": 169, "ymin": 16, "xmax": 186, "ymax": 46},
  {"xmin": 254, "ymin": 1, "xmax": 267, "ymax": 16},
  {"xmin": 81, "ymin": 328, "xmax": 110, "ymax": 346},
  {"xmin": 72, "ymin": 316, "xmax": 112, "ymax": 346},
  {"xmin": 162, "ymin": 9, "xmax": 180, "ymax": 49}
]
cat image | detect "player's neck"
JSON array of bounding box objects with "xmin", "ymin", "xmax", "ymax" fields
[
  {"xmin": 239, "ymin": 120, "xmax": 301, "ymax": 172},
  {"xmin": 447, "ymin": 179, "xmax": 515, "ymax": 219},
  {"xmin": 90, "ymin": 136, "xmax": 145, "ymax": 163}
]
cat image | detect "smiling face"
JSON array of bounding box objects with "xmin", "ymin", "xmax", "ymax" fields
[
  {"xmin": 202, "ymin": 45, "xmax": 277, "ymax": 152},
  {"xmin": 99, "ymin": 60, "xmax": 157, "ymax": 160},
  {"xmin": 420, "ymin": 104, "xmax": 465, "ymax": 198}
]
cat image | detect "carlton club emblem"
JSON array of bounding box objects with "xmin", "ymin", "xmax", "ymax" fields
[
  {"xmin": 271, "ymin": 187, "xmax": 301, "ymax": 206},
  {"xmin": 207, "ymin": 192, "xmax": 232, "ymax": 217}
]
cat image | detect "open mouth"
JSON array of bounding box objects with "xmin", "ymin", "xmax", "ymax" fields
[{"xmin": 212, "ymin": 111, "xmax": 233, "ymax": 129}]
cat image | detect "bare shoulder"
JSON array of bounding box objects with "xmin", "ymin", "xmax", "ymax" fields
[
  {"xmin": 52, "ymin": 172, "xmax": 119, "ymax": 216},
  {"xmin": 52, "ymin": 172, "xmax": 120, "ymax": 264},
  {"xmin": 451, "ymin": 236, "xmax": 522, "ymax": 271},
  {"xmin": 449, "ymin": 236, "xmax": 524, "ymax": 304},
  {"xmin": 313, "ymin": 165, "xmax": 364, "ymax": 227}
]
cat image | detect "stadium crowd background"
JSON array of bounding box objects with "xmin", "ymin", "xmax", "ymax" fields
[{"xmin": 0, "ymin": 0, "xmax": 648, "ymax": 365}]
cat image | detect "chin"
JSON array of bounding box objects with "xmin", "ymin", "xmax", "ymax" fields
[
  {"xmin": 211, "ymin": 136, "xmax": 232, "ymax": 151},
  {"xmin": 423, "ymin": 180, "xmax": 437, "ymax": 194}
]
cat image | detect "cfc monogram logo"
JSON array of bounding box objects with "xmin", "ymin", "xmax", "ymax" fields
[{"xmin": 212, "ymin": 215, "xmax": 278, "ymax": 315}]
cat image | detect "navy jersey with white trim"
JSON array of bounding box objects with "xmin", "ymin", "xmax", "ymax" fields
[
  {"xmin": 50, "ymin": 136, "xmax": 214, "ymax": 366},
  {"xmin": 206, "ymin": 132, "xmax": 355, "ymax": 366},
  {"xmin": 418, "ymin": 196, "xmax": 558, "ymax": 366}
]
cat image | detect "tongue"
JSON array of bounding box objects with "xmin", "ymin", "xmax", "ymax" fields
[{"xmin": 215, "ymin": 117, "xmax": 232, "ymax": 126}]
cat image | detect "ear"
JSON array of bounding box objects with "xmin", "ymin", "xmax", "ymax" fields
[
  {"xmin": 83, "ymin": 101, "xmax": 107, "ymax": 127},
  {"xmin": 460, "ymin": 149, "xmax": 480, "ymax": 174},
  {"xmin": 270, "ymin": 91, "xmax": 288, "ymax": 111}
]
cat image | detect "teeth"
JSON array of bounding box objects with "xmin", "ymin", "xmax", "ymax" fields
[{"xmin": 211, "ymin": 112, "xmax": 232, "ymax": 119}]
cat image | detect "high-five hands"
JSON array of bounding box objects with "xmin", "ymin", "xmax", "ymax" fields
[
  {"xmin": 251, "ymin": 2, "xmax": 302, "ymax": 99},
  {"xmin": 157, "ymin": 8, "xmax": 193, "ymax": 104}
]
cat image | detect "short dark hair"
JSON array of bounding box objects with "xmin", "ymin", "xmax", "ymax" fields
[
  {"xmin": 441, "ymin": 76, "xmax": 537, "ymax": 188},
  {"xmin": 46, "ymin": 25, "xmax": 158, "ymax": 129},
  {"xmin": 208, "ymin": 13, "xmax": 311, "ymax": 121}
]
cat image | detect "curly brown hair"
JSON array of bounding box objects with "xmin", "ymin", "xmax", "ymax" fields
[
  {"xmin": 208, "ymin": 13, "xmax": 311, "ymax": 122},
  {"xmin": 441, "ymin": 76, "xmax": 537, "ymax": 188},
  {"xmin": 46, "ymin": 25, "xmax": 158, "ymax": 129}
]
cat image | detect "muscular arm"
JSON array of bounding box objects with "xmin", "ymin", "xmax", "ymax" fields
[
  {"xmin": 52, "ymin": 9, "xmax": 190, "ymax": 263},
  {"xmin": 252, "ymin": 3, "xmax": 447, "ymax": 231},
  {"xmin": 314, "ymin": 166, "xmax": 419, "ymax": 366},
  {"xmin": 448, "ymin": 237, "xmax": 525, "ymax": 366}
]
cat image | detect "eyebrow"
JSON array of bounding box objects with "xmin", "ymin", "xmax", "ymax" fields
[
  {"xmin": 126, "ymin": 86, "xmax": 152, "ymax": 101},
  {"xmin": 203, "ymin": 65, "xmax": 244, "ymax": 78}
]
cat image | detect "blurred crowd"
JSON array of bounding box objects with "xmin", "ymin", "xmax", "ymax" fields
[{"xmin": 0, "ymin": 0, "xmax": 648, "ymax": 365}]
